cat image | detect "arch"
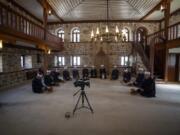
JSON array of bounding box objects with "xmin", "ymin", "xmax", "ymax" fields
[
  {"xmin": 135, "ymin": 27, "xmax": 148, "ymax": 49},
  {"xmin": 57, "ymin": 28, "xmax": 64, "ymax": 42},
  {"xmin": 122, "ymin": 27, "xmax": 130, "ymax": 42},
  {"xmin": 71, "ymin": 27, "xmax": 80, "ymax": 42}
]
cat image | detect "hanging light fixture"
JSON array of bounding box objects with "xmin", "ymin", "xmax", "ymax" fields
[
  {"xmin": 0, "ymin": 40, "xmax": 3, "ymax": 49},
  {"xmin": 47, "ymin": 49, "xmax": 51, "ymax": 54},
  {"xmin": 90, "ymin": 0, "xmax": 125, "ymax": 43}
]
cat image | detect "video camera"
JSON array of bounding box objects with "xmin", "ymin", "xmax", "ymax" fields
[{"xmin": 74, "ymin": 78, "xmax": 90, "ymax": 90}]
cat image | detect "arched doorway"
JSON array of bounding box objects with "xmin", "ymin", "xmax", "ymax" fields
[{"xmin": 94, "ymin": 47, "xmax": 109, "ymax": 72}]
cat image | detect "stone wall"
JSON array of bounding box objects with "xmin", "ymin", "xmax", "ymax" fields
[
  {"xmin": 0, "ymin": 44, "xmax": 45, "ymax": 90},
  {"xmin": 48, "ymin": 22, "xmax": 159, "ymax": 72}
]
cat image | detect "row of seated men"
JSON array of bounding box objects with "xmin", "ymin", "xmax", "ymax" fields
[
  {"xmin": 122, "ymin": 68, "xmax": 156, "ymax": 98},
  {"xmin": 32, "ymin": 65, "xmax": 118, "ymax": 93},
  {"xmin": 32, "ymin": 69, "xmax": 62, "ymax": 94},
  {"xmin": 64, "ymin": 65, "xmax": 109, "ymax": 80}
]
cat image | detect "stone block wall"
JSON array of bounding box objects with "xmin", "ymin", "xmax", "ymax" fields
[
  {"xmin": 0, "ymin": 44, "xmax": 45, "ymax": 90},
  {"xmin": 47, "ymin": 22, "xmax": 159, "ymax": 72}
]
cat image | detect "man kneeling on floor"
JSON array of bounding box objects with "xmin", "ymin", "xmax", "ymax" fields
[
  {"xmin": 44, "ymin": 70, "xmax": 55, "ymax": 86},
  {"xmin": 130, "ymin": 71, "xmax": 156, "ymax": 98},
  {"xmin": 32, "ymin": 72, "xmax": 52, "ymax": 93}
]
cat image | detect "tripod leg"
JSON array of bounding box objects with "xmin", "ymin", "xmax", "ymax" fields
[
  {"xmin": 84, "ymin": 92, "xmax": 94, "ymax": 113},
  {"xmin": 73, "ymin": 93, "xmax": 82, "ymax": 115},
  {"xmin": 82, "ymin": 92, "xmax": 85, "ymax": 107}
]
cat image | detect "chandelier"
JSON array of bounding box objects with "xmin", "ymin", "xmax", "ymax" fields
[{"xmin": 90, "ymin": 0, "xmax": 126, "ymax": 42}]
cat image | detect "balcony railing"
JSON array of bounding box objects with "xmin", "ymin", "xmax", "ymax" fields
[
  {"xmin": 0, "ymin": 2, "xmax": 63, "ymax": 50},
  {"xmin": 147, "ymin": 22, "xmax": 180, "ymax": 45}
]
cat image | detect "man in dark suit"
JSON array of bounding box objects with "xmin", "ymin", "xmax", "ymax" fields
[
  {"xmin": 63, "ymin": 66, "xmax": 71, "ymax": 81},
  {"xmin": 72, "ymin": 66, "xmax": 79, "ymax": 80},
  {"xmin": 90, "ymin": 65, "xmax": 97, "ymax": 78},
  {"xmin": 111, "ymin": 65, "xmax": 119, "ymax": 80},
  {"xmin": 123, "ymin": 69, "xmax": 131, "ymax": 83},
  {"xmin": 131, "ymin": 71, "xmax": 156, "ymax": 98},
  {"xmin": 32, "ymin": 73, "xmax": 45, "ymax": 93},
  {"xmin": 82, "ymin": 65, "xmax": 89, "ymax": 79},
  {"xmin": 44, "ymin": 70, "xmax": 55, "ymax": 86},
  {"xmin": 99, "ymin": 65, "xmax": 107, "ymax": 79},
  {"xmin": 133, "ymin": 68, "xmax": 145, "ymax": 87}
]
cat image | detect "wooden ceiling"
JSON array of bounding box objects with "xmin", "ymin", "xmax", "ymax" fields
[
  {"xmin": 47, "ymin": 0, "xmax": 161, "ymax": 21},
  {"xmin": 10, "ymin": 0, "xmax": 180, "ymax": 23},
  {"xmin": 14, "ymin": 0, "xmax": 59, "ymax": 22}
]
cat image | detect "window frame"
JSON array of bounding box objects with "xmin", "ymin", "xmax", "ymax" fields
[
  {"xmin": 122, "ymin": 28, "xmax": 130, "ymax": 42},
  {"xmin": 0, "ymin": 55, "xmax": 3, "ymax": 72},
  {"xmin": 21, "ymin": 55, "xmax": 32, "ymax": 69},
  {"xmin": 71, "ymin": 27, "xmax": 80, "ymax": 42},
  {"xmin": 70, "ymin": 56, "xmax": 81, "ymax": 66},
  {"xmin": 57, "ymin": 28, "xmax": 65, "ymax": 42}
]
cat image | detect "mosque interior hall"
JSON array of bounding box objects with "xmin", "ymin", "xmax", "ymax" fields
[{"xmin": 0, "ymin": 0, "xmax": 180, "ymax": 135}]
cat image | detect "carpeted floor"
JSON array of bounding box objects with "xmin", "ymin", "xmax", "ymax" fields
[{"xmin": 0, "ymin": 79, "xmax": 180, "ymax": 135}]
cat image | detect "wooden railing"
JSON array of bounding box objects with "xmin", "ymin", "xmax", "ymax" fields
[
  {"xmin": 0, "ymin": 2, "xmax": 63, "ymax": 49},
  {"xmin": 147, "ymin": 22, "xmax": 180, "ymax": 45},
  {"xmin": 46, "ymin": 31, "xmax": 62, "ymax": 44},
  {"xmin": 168, "ymin": 22, "xmax": 180, "ymax": 41}
]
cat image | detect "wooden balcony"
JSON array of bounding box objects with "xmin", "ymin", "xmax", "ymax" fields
[
  {"xmin": 147, "ymin": 22, "xmax": 180, "ymax": 46},
  {"xmin": 0, "ymin": 2, "xmax": 63, "ymax": 50}
]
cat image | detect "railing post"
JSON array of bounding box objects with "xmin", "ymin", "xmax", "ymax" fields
[
  {"xmin": 164, "ymin": 0, "xmax": 171, "ymax": 82},
  {"xmin": 43, "ymin": 6, "xmax": 47, "ymax": 41}
]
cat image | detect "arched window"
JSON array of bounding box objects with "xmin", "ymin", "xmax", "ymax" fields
[
  {"xmin": 136, "ymin": 27, "xmax": 148, "ymax": 49},
  {"xmin": 136, "ymin": 27, "xmax": 147, "ymax": 43},
  {"xmin": 122, "ymin": 28, "xmax": 129, "ymax": 42},
  {"xmin": 71, "ymin": 27, "xmax": 80, "ymax": 42},
  {"xmin": 57, "ymin": 28, "xmax": 64, "ymax": 42}
]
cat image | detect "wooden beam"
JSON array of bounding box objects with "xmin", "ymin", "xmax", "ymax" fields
[
  {"xmin": 37, "ymin": 0, "xmax": 64, "ymax": 23},
  {"xmin": 159, "ymin": 8, "xmax": 180, "ymax": 22},
  {"xmin": 47, "ymin": 19, "xmax": 160, "ymax": 25},
  {"xmin": 46, "ymin": 2, "xmax": 64, "ymax": 23},
  {"xmin": 140, "ymin": 0, "xmax": 163, "ymax": 21}
]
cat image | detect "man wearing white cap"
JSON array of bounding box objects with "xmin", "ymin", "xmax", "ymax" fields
[
  {"xmin": 131, "ymin": 71, "xmax": 155, "ymax": 97},
  {"xmin": 133, "ymin": 68, "xmax": 145, "ymax": 87},
  {"xmin": 90, "ymin": 65, "xmax": 97, "ymax": 78},
  {"xmin": 63, "ymin": 66, "xmax": 71, "ymax": 81},
  {"xmin": 72, "ymin": 66, "xmax": 79, "ymax": 79},
  {"xmin": 82, "ymin": 65, "xmax": 89, "ymax": 79},
  {"xmin": 123, "ymin": 69, "xmax": 131, "ymax": 83},
  {"xmin": 99, "ymin": 65, "xmax": 107, "ymax": 79},
  {"xmin": 111, "ymin": 65, "xmax": 119, "ymax": 80}
]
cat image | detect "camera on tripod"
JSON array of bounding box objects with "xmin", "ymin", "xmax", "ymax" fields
[
  {"xmin": 74, "ymin": 78, "xmax": 90, "ymax": 90},
  {"xmin": 72, "ymin": 78, "xmax": 93, "ymax": 114}
]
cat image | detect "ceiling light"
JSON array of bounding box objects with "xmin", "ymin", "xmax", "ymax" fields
[
  {"xmin": 90, "ymin": 0, "xmax": 125, "ymax": 42},
  {"xmin": 48, "ymin": 49, "xmax": 51, "ymax": 54},
  {"xmin": 0, "ymin": 40, "xmax": 3, "ymax": 49}
]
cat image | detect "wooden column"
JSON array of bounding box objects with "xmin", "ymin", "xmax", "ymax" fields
[
  {"xmin": 164, "ymin": 0, "xmax": 171, "ymax": 81},
  {"xmin": 43, "ymin": 5, "xmax": 47, "ymax": 40},
  {"xmin": 42, "ymin": 0, "xmax": 48, "ymax": 71}
]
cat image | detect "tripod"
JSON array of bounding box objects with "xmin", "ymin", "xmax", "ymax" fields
[{"xmin": 73, "ymin": 87, "xmax": 94, "ymax": 115}]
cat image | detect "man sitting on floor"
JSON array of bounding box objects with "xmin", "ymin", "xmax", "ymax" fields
[
  {"xmin": 111, "ymin": 65, "xmax": 119, "ymax": 80},
  {"xmin": 123, "ymin": 69, "xmax": 131, "ymax": 83},
  {"xmin": 63, "ymin": 66, "xmax": 71, "ymax": 81},
  {"xmin": 90, "ymin": 65, "xmax": 97, "ymax": 78},
  {"xmin": 50, "ymin": 69, "xmax": 62, "ymax": 83},
  {"xmin": 131, "ymin": 71, "xmax": 156, "ymax": 97},
  {"xmin": 82, "ymin": 65, "xmax": 89, "ymax": 79},
  {"xmin": 133, "ymin": 68, "xmax": 145, "ymax": 87},
  {"xmin": 72, "ymin": 66, "xmax": 79, "ymax": 80},
  {"xmin": 32, "ymin": 73, "xmax": 52, "ymax": 93},
  {"xmin": 44, "ymin": 70, "xmax": 55, "ymax": 86},
  {"xmin": 99, "ymin": 65, "xmax": 107, "ymax": 79}
]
